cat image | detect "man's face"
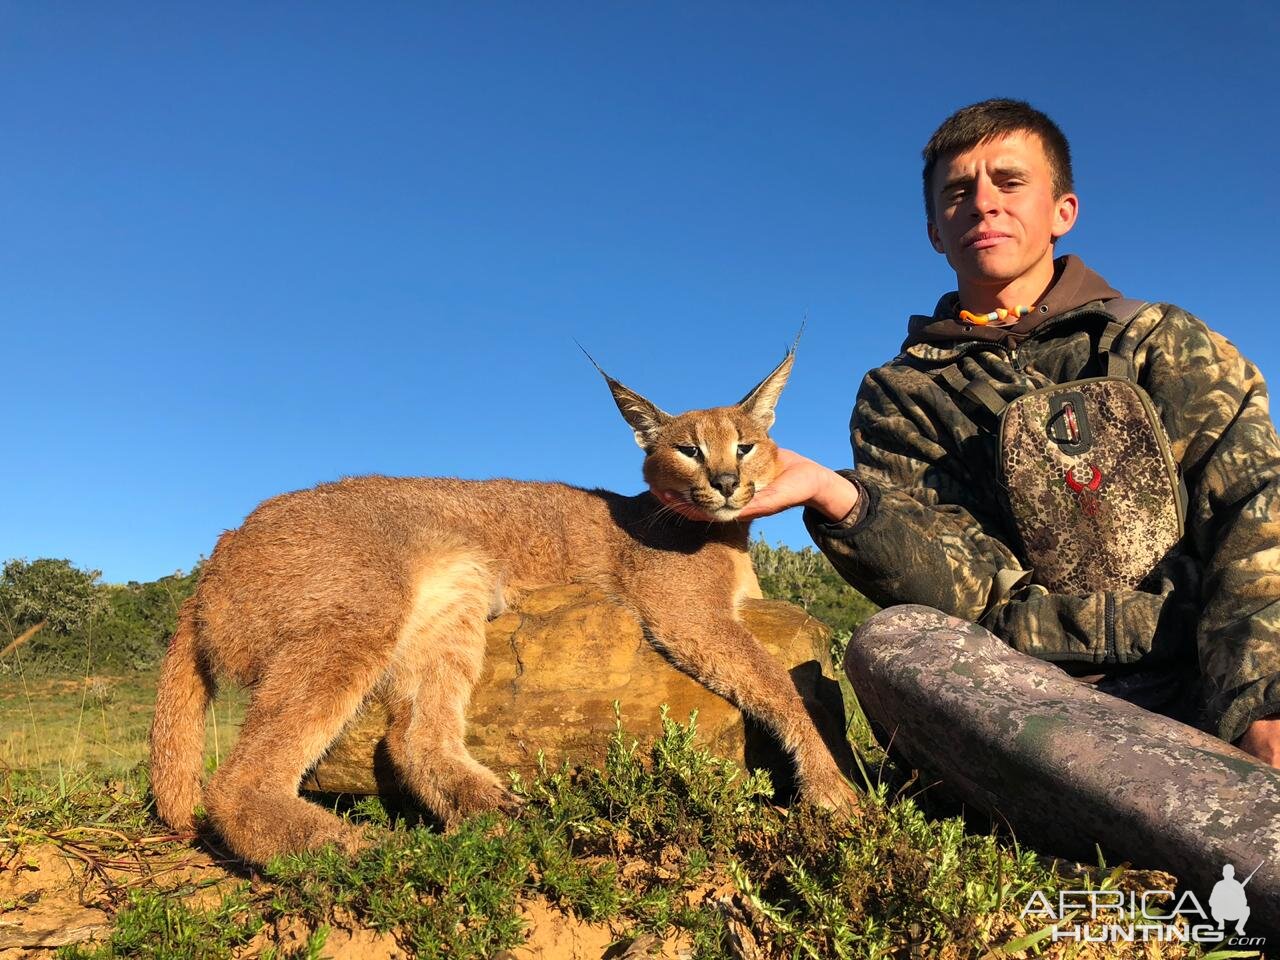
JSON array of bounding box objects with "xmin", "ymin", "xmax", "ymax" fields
[{"xmin": 927, "ymin": 131, "xmax": 1078, "ymax": 293}]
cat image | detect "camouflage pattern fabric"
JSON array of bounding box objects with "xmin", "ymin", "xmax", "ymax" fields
[
  {"xmin": 805, "ymin": 297, "xmax": 1280, "ymax": 744},
  {"xmin": 1000, "ymin": 376, "xmax": 1183, "ymax": 594},
  {"xmin": 846, "ymin": 605, "xmax": 1280, "ymax": 928}
]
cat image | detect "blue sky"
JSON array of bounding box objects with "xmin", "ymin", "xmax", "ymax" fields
[{"xmin": 4, "ymin": 2, "xmax": 1277, "ymax": 584}]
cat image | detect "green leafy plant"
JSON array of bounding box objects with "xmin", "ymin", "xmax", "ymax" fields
[{"xmin": 750, "ymin": 538, "xmax": 878, "ymax": 634}]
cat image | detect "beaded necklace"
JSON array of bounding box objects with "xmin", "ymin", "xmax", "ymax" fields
[{"xmin": 958, "ymin": 305, "xmax": 1031, "ymax": 326}]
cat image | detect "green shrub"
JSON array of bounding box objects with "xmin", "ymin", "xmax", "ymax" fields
[
  {"xmin": 750, "ymin": 538, "xmax": 878, "ymax": 634},
  {"xmin": 1, "ymin": 562, "xmax": 198, "ymax": 676}
]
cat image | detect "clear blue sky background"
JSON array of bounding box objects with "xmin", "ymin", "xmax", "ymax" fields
[{"xmin": 4, "ymin": 2, "xmax": 1278, "ymax": 584}]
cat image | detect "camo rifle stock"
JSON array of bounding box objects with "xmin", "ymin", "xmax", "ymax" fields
[{"xmin": 847, "ymin": 604, "xmax": 1280, "ymax": 930}]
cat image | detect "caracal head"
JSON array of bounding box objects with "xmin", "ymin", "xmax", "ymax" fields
[{"xmin": 590, "ymin": 348, "xmax": 794, "ymax": 522}]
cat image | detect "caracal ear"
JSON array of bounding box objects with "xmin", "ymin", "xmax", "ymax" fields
[
  {"xmin": 578, "ymin": 344, "xmax": 672, "ymax": 449},
  {"xmin": 738, "ymin": 341, "xmax": 797, "ymax": 432},
  {"xmin": 607, "ymin": 377, "xmax": 672, "ymax": 449}
]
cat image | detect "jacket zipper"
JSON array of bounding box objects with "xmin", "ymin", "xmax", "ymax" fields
[
  {"xmin": 1104, "ymin": 592, "xmax": 1117, "ymax": 663},
  {"xmin": 1025, "ymin": 305, "xmax": 1116, "ymax": 342},
  {"xmin": 1002, "ymin": 307, "xmax": 1113, "ymax": 369}
]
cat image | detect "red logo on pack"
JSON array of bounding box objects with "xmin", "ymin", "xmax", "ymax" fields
[{"xmin": 1065, "ymin": 464, "xmax": 1103, "ymax": 516}]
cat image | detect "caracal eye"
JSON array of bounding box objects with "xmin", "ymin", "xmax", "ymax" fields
[
  {"xmin": 737, "ymin": 443, "xmax": 755, "ymax": 458},
  {"xmin": 675, "ymin": 445, "xmax": 701, "ymax": 460}
]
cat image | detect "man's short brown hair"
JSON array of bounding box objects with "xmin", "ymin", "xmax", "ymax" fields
[{"xmin": 922, "ymin": 99, "xmax": 1074, "ymax": 220}]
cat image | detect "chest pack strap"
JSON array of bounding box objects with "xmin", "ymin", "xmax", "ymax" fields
[
  {"xmin": 936, "ymin": 298, "xmax": 1152, "ymax": 417},
  {"xmin": 1098, "ymin": 298, "xmax": 1150, "ymax": 379},
  {"xmin": 938, "ymin": 364, "xmax": 1010, "ymax": 418}
]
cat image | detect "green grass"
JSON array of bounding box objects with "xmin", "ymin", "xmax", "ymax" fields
[
  {"xmin": 0, "ymin": 668, "xmax": 245, "ymax": 778},
  {"xmin": 1, "ymin": 550, "xmax": 1235, "ymax": 957},
  {"xmin": 56, "ymin": 886, "xmax": 267, "ymax": 960},
  {"xmin": 0, "ymin": 643, "xmax": 1238, "ymax": 959},
  {"xmin": 0, "ymin": 707, "xmax": 1231, "ymax": 960}
]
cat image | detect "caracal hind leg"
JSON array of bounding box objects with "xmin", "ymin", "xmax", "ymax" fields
[
  {"xmin": 648, "ymin": 611, "xmax": 860, "ymax": 814},
  {"xmin": 384, "ymin": 549, "xmax": 515, "ymax": 826},
  {"xmin": 203, "ymin": 633, "xmax": 392, "ymax": 864}
]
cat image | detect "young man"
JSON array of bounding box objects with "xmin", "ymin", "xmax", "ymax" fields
[{"xmin": 654, "ymin": 99, "xmax": 1280, "ymax": 767}]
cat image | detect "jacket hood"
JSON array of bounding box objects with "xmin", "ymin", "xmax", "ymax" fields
[{"xmin": 903, "ymin": 255, "xmax": 1123, "ymax": 351}]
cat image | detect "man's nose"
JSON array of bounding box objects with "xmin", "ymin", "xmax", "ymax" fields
[{"xmin": 971, "ymin": 176, "xmax": 1000, "ymax": 217}]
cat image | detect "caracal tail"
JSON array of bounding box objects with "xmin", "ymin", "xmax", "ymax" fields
[{"xmin": 149, "ymin": 596, "xmax": 215, "ymax": 830}]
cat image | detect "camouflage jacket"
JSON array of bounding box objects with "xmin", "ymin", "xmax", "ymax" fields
[{"xmin": 806, "ymin": 256, "xmax": 1280, "ymax": 743}]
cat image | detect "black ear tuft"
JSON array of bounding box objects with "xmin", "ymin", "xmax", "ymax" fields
[
  {"xmin": 578, "ymin": 342, "xmax": 672, "ymax": 449},
  {"xmin": 737, "ymin": 333, "xmax": 799, "ymax": 431}
]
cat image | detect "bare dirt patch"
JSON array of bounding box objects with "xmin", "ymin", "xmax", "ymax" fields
[
  {"xmin": 0, "ymin": 844, "xmax": 109, "ymax": 954},
  {"xmin": 0, "ymin": 842, "xmax": 693, "ymax": 959},
  {"xmin": 0, "ymin": 838, "xmax": 236, "ymax": 956}
]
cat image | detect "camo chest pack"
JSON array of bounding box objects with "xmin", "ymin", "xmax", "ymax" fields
[{"xmin": 943, "ymin": 299, "xmax": 1186, "ymax": 594}]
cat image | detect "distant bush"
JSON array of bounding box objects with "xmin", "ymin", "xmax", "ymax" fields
[
  {"xmin": 0, "ymin": 561, "xmax": 199, "ymax": 676},
  {"xmin": 2, "ymin": 541, "xmax": 867, "ymax": 677},
  {"xmin": 749, "ymin": 538, "xmax": 877, "ymax": 635}
]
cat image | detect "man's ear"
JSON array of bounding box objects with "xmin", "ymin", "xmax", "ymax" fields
[
  {"xmin": 738, "ymin": 347, "xmax": 795, "ymax": 432},
  {"xmin": 1051, "ymin": 192, "xmax": 1079, "ymax": 240},
  {"xmin": 927, "ymin": 219, "xmax": 945, "ymax": 254}
]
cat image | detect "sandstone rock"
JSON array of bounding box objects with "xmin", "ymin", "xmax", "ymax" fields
[{"xmin": 302, "ymin": 584, "xmax": 848, "ymax": 798}]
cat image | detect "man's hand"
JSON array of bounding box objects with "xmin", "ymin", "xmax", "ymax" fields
[
  {"xmin": 1238, "ymin": 716, "xmax": 1280, "ymax": 768},
  {"xmin": 652, "ymin": 448, "xmax": 860, "ymax": 522}
]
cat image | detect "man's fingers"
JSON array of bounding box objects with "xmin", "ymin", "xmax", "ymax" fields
[
  {"xmin": 735, "ymin": 481, "xmax": 801, "ymax": 519},
  {"xmin": 653, "ymin": 486, "xmax": 784, "ymax": 522},
  {"xmin": 654, "ymin": 488, "xmax": 716, "ymax": 521},
  {"xmin": 651, "ymin": 460, "xmax": 815, "ymax": 521}
]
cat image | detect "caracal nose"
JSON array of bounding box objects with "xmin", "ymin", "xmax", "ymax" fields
[{"xmin": 711, "ymin": 473, "xmax": 740, "ymax": 496}]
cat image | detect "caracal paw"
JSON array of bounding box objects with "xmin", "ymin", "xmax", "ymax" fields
[
  {"xmin": 445, "ymin": 774, "xmax": 525, "ymax": 825},
  {"xmin": 308, "ymin": 819, "xmax": 372, "ymax": 857},
  {"xmin": 805, "ymin": 775, "xmax": 862, "ymax": 818}
]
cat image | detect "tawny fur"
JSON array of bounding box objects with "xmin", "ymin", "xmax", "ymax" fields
[{"xmin": 149, "ymin": 348, "xmax": 859, "ymax": 864}]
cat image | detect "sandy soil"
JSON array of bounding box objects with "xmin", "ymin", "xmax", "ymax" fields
[{"xmin": 0, "ymin": 841, "xmax": 696, "ymax": 959}]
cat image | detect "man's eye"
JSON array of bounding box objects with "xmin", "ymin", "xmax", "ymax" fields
[
  {"xmin": 737, "ymin": 444, "xmax": 755, "ymax": 457},
  {"xmin": 675, "ymin": 445, "xmax": 701, "ymax": 459}
]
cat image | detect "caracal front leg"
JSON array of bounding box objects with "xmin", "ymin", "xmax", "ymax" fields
[
  {"xmin": 384, "ymin": 660, "xmax": 520, "ymax": 827},
  {"xmin": 645, "ymin": 610, "xmax": 860, "ymax": 815}
]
